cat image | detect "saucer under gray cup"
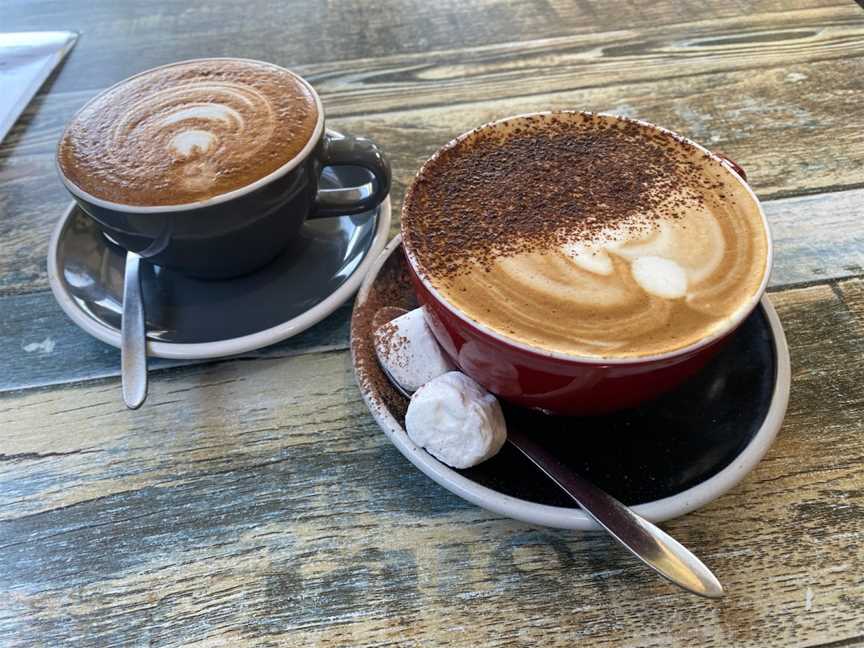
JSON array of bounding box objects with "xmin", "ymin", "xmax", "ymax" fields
[
  {"xmin": 51, "ymin": 59, "xmax": 392, "ymax": 406},
  {"xmin": 49, "ymin": 167, "xmax": 392, "ymax": 358}
]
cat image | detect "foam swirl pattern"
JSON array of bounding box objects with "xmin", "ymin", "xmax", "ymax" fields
[
  {"xmin": 58, "ymin": 59, "xmax": 319, "ymax": 206},
  {"xmin": 402, "ymin": 112, "xmax": 770, "ymax": 359},
  {"xmin": 441, "ymin": 178, "xmax": 768, "ymax": 358}
]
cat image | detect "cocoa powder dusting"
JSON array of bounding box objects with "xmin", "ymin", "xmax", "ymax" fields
[
  {"xmin": 373, "ymin": 321, "xmax": 411, "ymax": 371},
  {"xmin": 402, "ymin": 112, "xmax": 715, "ymax": 279},
  {"xmin": 351, "ymin": 250, "xmax": 417, "ymax": 422}
]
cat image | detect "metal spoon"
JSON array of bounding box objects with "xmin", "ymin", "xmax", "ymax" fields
[
  {"xmin": 121, "ymin": 251, "xmax": 147, "ymax": 409},
  {"xmin": 373, "ymin": 307, "xmax": 724, "ymax": 598}
]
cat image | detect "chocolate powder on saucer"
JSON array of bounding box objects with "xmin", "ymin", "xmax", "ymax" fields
[{"xmin": 351, "ymin": 251, "xmax": 417, "ymax": 422}]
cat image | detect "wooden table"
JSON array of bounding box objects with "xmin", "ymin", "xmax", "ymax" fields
[{"xmin": 2, "ymin": 1, "xmax": 863, "ymax": 645}]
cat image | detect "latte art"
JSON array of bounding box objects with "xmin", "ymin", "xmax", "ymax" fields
[
  {"xmin": 114, "ymin": 81, "xmax": 277, "ymax": 195},
  {"xmin": 444, "ymin": 186, "xmax": 765, "ymax": 356},
  {"xmin": 402, "ymin": 112, "xmax": 769, "ymax": 359},
  {"xmin": 58, "ymin": 59, "xmax": 319, "ymax": 206}
]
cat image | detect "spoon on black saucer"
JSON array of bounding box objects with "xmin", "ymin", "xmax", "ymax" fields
[
  {"xmin": 373, "ymin": 306, "xmax": 724, "ymax": 599},
  {"xmin": 121, "ymin": 251, "xmax": 147, "ymax": 409}
]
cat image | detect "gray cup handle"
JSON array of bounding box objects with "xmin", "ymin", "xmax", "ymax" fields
[{"xmin": 312, "ymin": 132, "xmax": 391, "ymax": 218}]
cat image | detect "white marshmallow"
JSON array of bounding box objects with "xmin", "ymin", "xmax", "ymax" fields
[
  {"xmin": 373, "ymin": 307, "xmax": 455, "ymax": 393},
  {"xmin": 630, "ymin": 256, "xmax": 688, "ymax": 299},
  {"xmin": 405, "ymin": 372, "xmax": 507, "ymax": 469}
]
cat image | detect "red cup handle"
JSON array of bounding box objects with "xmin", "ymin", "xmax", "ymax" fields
[{"xmin": 714, "ymin": 152, "xmax": 747, "ymax": 182}]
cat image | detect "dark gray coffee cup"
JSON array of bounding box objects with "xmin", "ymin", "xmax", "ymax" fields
[{"xmin": 57, "ymin": 59, "xmax": 391, "ymax": 278}]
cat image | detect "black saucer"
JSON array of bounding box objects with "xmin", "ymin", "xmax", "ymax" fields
[
  {"xmin": 465, "ymin": 306, "xmax": 776, "ymax": 506},
  {"xmin": 352, "ymin": 237, "xmax": 790, "ymax": 527}
]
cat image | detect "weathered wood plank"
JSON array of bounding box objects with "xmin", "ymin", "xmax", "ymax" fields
[
  {"xmin": 2, "ymin": 0, "xmax": 863, "ymax": 644},
  {"xmin": 2, "ymin": 188, "xmax": 861, "ymax": 394},
  {"xmin": 764, "ymin": 189, "xmax": 864, "ymax": 284},
  {"xmin": 839, "ymin": 278, "xmax": 864, "ymax": 336},
  {"xmin": 3, "ymin": 42, "xmax": 864, "ymax": 296},
  {"xmin": 0, "ymin": 281, "xmax": 862, "ymax": 647},
  {"xmin": 0, "ymin": 295, "xmax": 353, "ymax": 392},
  {"xmin": 3, "ymin": 0, "xmax": 846, "ymax": 96},
  {"xmin": 270, "ymin": 5, "xmax": 864, "ymax": 119},
  {"xmin": 6, "ymin": 4, "xmax": 863, "ymax": 156}
]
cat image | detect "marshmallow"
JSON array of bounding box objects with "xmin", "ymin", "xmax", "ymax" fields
[
  {"xmin": 374, "ymin": 307, "xmax": 455, "ymax": 393},
  {"xmin": 405, "ymin": 372, "xmax": 507, "ymax": 469}
]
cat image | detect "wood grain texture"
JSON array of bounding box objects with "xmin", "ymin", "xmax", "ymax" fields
[
  {"xmin": 2, "ymin": 5, "xmax": 864, "ymax": 297},
  {"xmin": 1, "ymin": 0, "xmax": 863, "ymax": 645},
  {"xmin": 0, "ymin": 283, "xmax": 862, "ymax": 647},
  {"xmin": 2, "ymin": 188, "xmax": 863, "ymax": 394},
  {"xmin": 3, "ymin": 0, "xmax": 847, "ymax": 96},
  {"xmin": 0, "ymin": 297, "xmax": 352, "ymax": 393},
  {"xmin": 5, "ymin": 5, "xmax": 862, "ymax": 129},
  {"xmin": 291, "ymin": 5, "xmax": 864, "ymax": 118}
]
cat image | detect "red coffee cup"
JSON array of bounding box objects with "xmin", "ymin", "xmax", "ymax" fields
[{"xmin": 401, "ymin": 112, "xmax": 773, "ymax": 416}]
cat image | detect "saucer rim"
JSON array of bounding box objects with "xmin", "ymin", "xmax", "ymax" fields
[
  {"xmin": 351, "ymin": 234, "xmax": 791, "ymax": 531},
  {"xmin": 48, "ymin": 197, "xmax": 391, "ymax": 360}
]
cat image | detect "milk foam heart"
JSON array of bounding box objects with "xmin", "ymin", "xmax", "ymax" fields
[{"xmin": 630, "ymin": 256, "xmax": 687, "ymax": 299}]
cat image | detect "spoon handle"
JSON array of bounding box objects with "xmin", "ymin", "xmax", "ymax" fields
[
  {"xmin": 121, "ymin": 252, "xmax": 148, "ymax": 409},
  {"xmin": 506, "ymin": 427, "xmax": 724, "ymax": 598}
]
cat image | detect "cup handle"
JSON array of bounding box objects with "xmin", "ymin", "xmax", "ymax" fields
[
  {"xmin": 714, "ymin": 152, "xmax": 747, "ymax": 182},
  {"xmin": 311, "ymin": 132, "xmax": 392, "ymax": 218}
]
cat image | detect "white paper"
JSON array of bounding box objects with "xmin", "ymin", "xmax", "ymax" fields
[{"xmin": 0, "ymin": 31, "xmax": 78, "ymax": 143}]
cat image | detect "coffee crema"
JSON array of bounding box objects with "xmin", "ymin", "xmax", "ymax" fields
[
  {"xmin": 58, "ymin": 59, "xmax": 319, "ymax": 206},
  {"xmin": 402, "ymin": 112, "xmax": 769, "ymax": 358}
]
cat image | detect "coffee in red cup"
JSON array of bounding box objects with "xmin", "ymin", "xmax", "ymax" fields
[{"xmin": 401, "ymin": 111, "xmax": 771, "ymax": 415}]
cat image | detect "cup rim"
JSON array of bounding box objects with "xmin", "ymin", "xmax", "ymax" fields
[
  {"xmin": 55, "ymin": 57, "xmax": 326, "ymax": 214},
  {"xmin": 401, "ymin": 110, "xmax": 774, "ymax": 366}
]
